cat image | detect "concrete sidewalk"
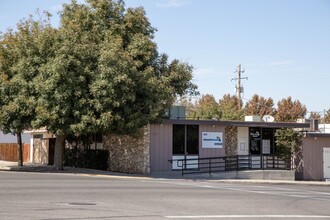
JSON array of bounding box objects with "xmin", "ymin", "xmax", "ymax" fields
[
  {"xmin": 0, "ymin": 160, "xmax": 148, "ymax": 177},
  {"xmin": 1, "ymin": 160, "xmax": 329, "ymax": 186}
]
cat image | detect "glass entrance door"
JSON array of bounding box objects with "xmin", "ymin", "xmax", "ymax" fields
[{"xmin": 172, "ymin": 124, "xmax": 199, "ymax": 169}]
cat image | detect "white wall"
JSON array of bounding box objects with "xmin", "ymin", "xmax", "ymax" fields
[
  {"xmin": 319, "ymin": 124, "xmax": 330, "ymax": 133},
  {"xmin": 0, "ymin": 131, "xmax": 31, "ymax": 143},
  {"xmin": 237, "ymin": 127, "xmax": 249, "ymax": 155}
]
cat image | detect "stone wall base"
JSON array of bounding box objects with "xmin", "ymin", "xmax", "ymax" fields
[{"xmin": 103, "ymin": 126, "xmax": 150, "ymax": 174}]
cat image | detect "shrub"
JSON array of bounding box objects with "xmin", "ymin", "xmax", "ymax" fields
[{"xmin": 64, "ymin": 148, "xmax": 109, "ymax": 170}]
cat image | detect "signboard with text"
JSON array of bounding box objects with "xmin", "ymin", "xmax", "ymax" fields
[{"xmin": 202, "ymin": 132, "xmax": 223, "ymax": 148}]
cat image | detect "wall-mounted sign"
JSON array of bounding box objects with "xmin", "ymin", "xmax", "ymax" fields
[{"xmin": 202, "ymin": 132, "xmax": 223, "ymax": 148}]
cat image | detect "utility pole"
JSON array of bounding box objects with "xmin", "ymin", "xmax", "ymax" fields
[
  {"xmin": 231, "ymin": 64, "xmax": 247, "ymax": 109},
  {"xmin": 324, "ymin": 109, "xmax": 326, "ymax": 133}
]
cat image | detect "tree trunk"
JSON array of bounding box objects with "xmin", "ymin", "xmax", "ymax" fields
[
  {"xmin": 17, "ymin": 132, "xmax": 23, "ymax": 167},
  {"xmin": 54, "ymin": 134, "xmax": 66, "ymax": 170}
]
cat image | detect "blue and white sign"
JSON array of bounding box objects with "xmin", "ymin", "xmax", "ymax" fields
[{"xmin": 202, "ymin": 132, "xmax": 223, "ymax": 148}]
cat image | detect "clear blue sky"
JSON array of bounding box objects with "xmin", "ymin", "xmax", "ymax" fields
[{"xmin": 1, "ymin": 0, "xmax": 329, "ymax": 114}]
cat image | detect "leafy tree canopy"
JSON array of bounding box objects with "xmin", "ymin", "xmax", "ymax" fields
[
  {"xmin": 309, "ymin": 111, "xmax": 321, "ymax": 120},
  {"xmin": 29, "ymin": 0, "xmax": 198, "ymax": 136},
  {"xmin": 324, "ymin": 109, "xmax": 330, "ymax": 123},
  {"xmin": 218, "ymin": 94, "xmax": 243, "ymax": 121},
  {"xmin": 190, "ymin": 94, "xmax": 221, "ymax": 119},
  {"xmin": 244, "ymin": 94, "xmax": 274, "ymax": 118},
  {"xmin": 0, "ymin": 15, "xmax": 53, "ymax": 165},
  {"xmin": 275, "ymin": 96, "xmax": 306, "ymax": 122},
  {"xmin": 275, "ymin": 128, "xmax": 303, "ymax": 166},
  {"xmin": 0, "ymin": 0, "xmax": 198, "ymax": 169}
]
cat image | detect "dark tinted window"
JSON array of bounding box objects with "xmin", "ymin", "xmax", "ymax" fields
[
  {"xmin": 173, "ymin": 124, "xmax": 185, "ymax": 155},
  {"xmin": 262, "ymin": 128, "xmax": 274, "ymax": 154},
  {"xmin": 187, "ymin": 125, "xmax": 199, "ymax": 155},
  {"xmin": 250, "ymin": 127, "xmax": 261, "ymax": 155},
  {"xmin": 173, "ymin": 124, "xmax": 199, "ymax": 155}
]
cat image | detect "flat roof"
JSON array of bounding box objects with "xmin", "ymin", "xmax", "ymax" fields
[
  {"xmin": 305, "ymin": 132, "xmax": 330, "ymax": 138},
  {"xmin": 160, "ymin": 119, "xmax": 310, "ymax": 129}
]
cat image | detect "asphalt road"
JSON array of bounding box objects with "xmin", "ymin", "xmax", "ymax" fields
[{"xmin": 1, "ymin": 171, "xmax": 330, "ymax": 220}]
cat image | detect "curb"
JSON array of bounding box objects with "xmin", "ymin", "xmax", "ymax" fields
[
  {"xmin": 209, "ymin": 179, "xmax": 330, "ymax": 186},
  {"xmin": 0, "ymin": 166, "xmax": 11, "ymax": 170},
  {"xmin": 1, "ymin": 164, "xmax": 329, "ymax": 186}
]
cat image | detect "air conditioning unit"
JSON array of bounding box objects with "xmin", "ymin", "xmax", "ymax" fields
[
  {"xmin": 168, "ymin": 106, "xmax": 186, "ymax": 119},
  {"xmin": 244, "ymin": 115, "xmax": 261, "ymax": 122},
  {"xmin": 297, "ymin": 118, "xmax": 310, "ymax": 123}
]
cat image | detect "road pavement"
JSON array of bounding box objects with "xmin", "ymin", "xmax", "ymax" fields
[{"xmin": 1, "ymin": 171, "xmax": 330, "ymax": 220}]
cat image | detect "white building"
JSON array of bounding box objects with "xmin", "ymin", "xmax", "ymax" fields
[{"xmin": 319, "ymin": 124, "xmax": 330, "ymax": 133}]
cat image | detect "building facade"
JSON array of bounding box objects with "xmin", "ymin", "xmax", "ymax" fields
[
  {"xmin": 302, "ymin": 133, "xmax": 330, "ymax": 180},
  {"xmin": 21, "ymin": 117, "xmax": 330, "ymax": 181},
  {"xmin": 148, "ymin": 119, "xmax": 309, "ymax": 173}
]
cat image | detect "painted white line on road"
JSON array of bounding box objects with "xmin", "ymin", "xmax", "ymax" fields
[
  {"xmin": 167, "ymin": 182, "xmax": 330, "ymax": 202},
  {"xmin": 78, "ymin": 173, "xmax": 152, "ymax": 180},
  {"xmin": 254, "ymin": 185, "xmax": 330, "ymax": 196},
  {"xmin": 199, "ymin": 185, "xmax": 217, "ymax": 189},
  {"xmin": 165, "ymin": 215, "xmax": 330, "ymax": 219}
]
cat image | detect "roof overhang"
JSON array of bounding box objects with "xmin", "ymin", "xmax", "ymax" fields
[
  {"xmin": 23, "ymin": 128, "xmax": 48, "ymax": 134},
  {"xmin": 305, "ymin": 132, "xmax": 330, "ymax": 138},
  {"xmin": 159, "ymin": 119, "xmax": 310, "ymax": 129}
]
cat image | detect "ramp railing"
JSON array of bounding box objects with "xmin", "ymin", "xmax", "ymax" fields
[{"xmin": 170, "ymin": 155, "xmax": 290, "ymax": 176}]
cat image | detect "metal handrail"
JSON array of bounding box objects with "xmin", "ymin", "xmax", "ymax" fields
[{"xmin": 170, "ymin": 155, "xmax": 291, "ymax": 176}]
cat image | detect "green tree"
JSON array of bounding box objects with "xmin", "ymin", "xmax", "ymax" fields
[
  {"xmin": 30, "ymin": 0, "xmax": 197, "ymax": 170},
  {"xmin": 0, "ymin": 16, "xmax": 52, "ymax": 166},
  {"xmin": 218, "ymin": 94, "xmax": 244, "ymax": 120},
  {"xmin": 190, "ymin": 94, "xmax": 221, "ymax": 119},
  {"xmin": 275, "ymin": 96, "xmax": 307, "ymax": 122},
  {"xmin": 244, "ymin": 94, "xmax": 274, "ymax": 118},
  {"xmin": 309, "ymin": 111, "xmax": 321, "ymax": 120},
  {"xmin": 275, "ymin": 128, "xmax": 303, "ymax": 171},
  {"xmin": 324, "ymin": 109, "xmax": 330, "ymax": 123}
]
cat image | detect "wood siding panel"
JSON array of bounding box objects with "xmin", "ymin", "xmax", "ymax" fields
[
  {"xmin": 199, "ymin": 125, "xmax": 226, "ymax": 158},
  {"xmin": 0, "ymin": 143, "xmax": 30, "ymax": 162},
  {"xmin": 302, "ymin": 136, "xmax": 330, "ymax": 180},
  {"xmin": 150, "ymin": 124, "xmax": 172, "ymax": 171},
  {"xmin": 150, "ymin": 124, "xmax": 227, "ymax": 171}
]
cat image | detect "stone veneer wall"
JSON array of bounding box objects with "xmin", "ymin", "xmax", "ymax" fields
[
  {"xmin": 225, "ymin": 126, "xmax": 238, "ymax": 156},
  {"xmin": 103, "ymin": 125, "xmax": 150, "ymax": 174}
]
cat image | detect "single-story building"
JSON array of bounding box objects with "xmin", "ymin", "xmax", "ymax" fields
[
  {"xmin": 148, "ymin": 118, "xmax": 309, "ymax": 172},
  {"xmin": 100, "ymin": 115, "xmax": 314, "ymax": 177},
  {"xmin": 23, "ymin": 129, "xmax": 56, "ymax": 165},
  {"xmin": 23, "ymin": 113, "xmax": 330, "ymax": 181},
  {"xmin": 23, "ymin": 129, "xmax": 103, "ymax": 165}
]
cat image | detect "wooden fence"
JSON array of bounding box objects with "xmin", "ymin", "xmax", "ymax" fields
[{"xmin": 0, "ymin": 143, "xmax": 30, "ymax": 162}]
